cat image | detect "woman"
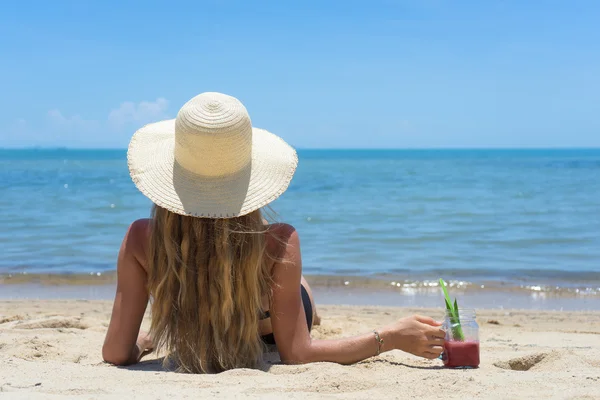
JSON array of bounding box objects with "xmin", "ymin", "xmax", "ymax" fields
[{"xmin": 102, "ymin": 92, "xmax": 445, "ymax": 373}]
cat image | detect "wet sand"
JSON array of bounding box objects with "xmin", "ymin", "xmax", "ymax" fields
[{"xmin": 1, "ymin": 272, "xmax": 600, "ymax": 311}]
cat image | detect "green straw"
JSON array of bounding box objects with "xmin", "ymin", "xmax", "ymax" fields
[{"xmin": 439, "ymin": 278, "xmax": 465, "ymax": 341}]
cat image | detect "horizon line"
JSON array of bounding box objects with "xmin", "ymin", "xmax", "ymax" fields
[{"xmin": 2, "ymin": 146, "xmax": 600, "ymax": 151}]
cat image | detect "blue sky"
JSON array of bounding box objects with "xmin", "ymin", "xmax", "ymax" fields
[{"xmin": 1, "ymin": 0, "xmax": 599, "ymax": 149}]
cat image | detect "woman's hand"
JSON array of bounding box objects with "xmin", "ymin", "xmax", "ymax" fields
[
  {"xmin": 383, "ymin": 315, "xmax": 445, "ymax": 359},
  {"xmin": 137, "ymin": 330, "xmax": 154, "ymax": 359}
]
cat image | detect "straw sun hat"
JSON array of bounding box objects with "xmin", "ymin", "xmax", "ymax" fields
[{"xmin": 127, "ymin": 92, "xmax": 298, "ymax": 218}]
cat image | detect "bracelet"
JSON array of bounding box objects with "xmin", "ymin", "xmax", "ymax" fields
[{"xmin": 373, "ymin": 330, "xmax": 384, "ymax": 355}]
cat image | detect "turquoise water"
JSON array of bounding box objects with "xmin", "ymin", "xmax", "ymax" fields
[{"xmin": 1, "ymin": 149, "xmax": 599, "ymax": 289}]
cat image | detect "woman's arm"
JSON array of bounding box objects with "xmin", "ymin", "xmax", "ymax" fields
[
  {"xmin": 270, "ymin": 227, "xmax": 445, "ymax": 365},
  {"xmin": 102, "ymin": 219, "xmax": 152, "ymax": 366}
]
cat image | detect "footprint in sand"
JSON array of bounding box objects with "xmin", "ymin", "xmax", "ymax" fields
[
  {"xmin": 15, "ymin": 317, "xmax": 88, "ymax": 330},
  {"xmin": 494, "ymin": 350, "xmax": 598, "ymax": 372},
  {"xmin": 494, "ymin": 352, "xmax": 550, "ymax": 371},
  {"xmin": 0, "ymin": 315, "xmax": 24, "ymax": 324}
]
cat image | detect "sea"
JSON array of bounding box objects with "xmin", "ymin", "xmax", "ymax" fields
[{"xmin": 1, "ymin": 149, "xmax": 599, "ymax": 308}]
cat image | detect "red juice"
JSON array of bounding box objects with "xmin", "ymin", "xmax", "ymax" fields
[{"xmin": 443, "ymin": 340, "xmax": 480, "ymax": 368}]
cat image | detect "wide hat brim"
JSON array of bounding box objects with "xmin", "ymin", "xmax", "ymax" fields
[{"xmin": 127, "ymin": 119, "xmax": 298, "ymax": 218}]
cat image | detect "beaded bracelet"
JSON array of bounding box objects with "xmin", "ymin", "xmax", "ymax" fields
[{"xmin": 373, "ymin": 330, "xmax": 384, "ymax": 355}]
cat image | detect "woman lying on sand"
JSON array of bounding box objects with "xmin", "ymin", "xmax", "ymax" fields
[{"xmin": 102, "ymin": 92, "xmax": 445, "ymax": 373}]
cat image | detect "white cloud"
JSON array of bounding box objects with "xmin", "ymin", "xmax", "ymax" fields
[
  {"xmin": 2, "ymin": 97, "xmax": 169, "ymax": 148},
  {"xmin": 47, "ymin": 109, "xmax": 98, "ymax": 130},
  {"xmin": 47, "ymin": 109, "xmax": 70, "ymax": 123},
  {"xmin": 108, "ymin": 98, "xmax": 169, "ymax": 127}
]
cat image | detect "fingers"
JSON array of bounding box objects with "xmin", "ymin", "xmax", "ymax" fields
[
  {"xmin": 426, "ymin": 327, "xmax": 446, "ymax": 340},
  {"xmin": 415, "ymin": 315, "xmax": 442, "ymax": 326},
  {"xmin": 423, "ymin": 351, "xmax": 441, "ymax": 360},
  {"xmin": 428, "ymin": 337, "xmax": 445, "ymax": 346},
  {"xmin": 429, "ymin": 345, "xmax": 444, "ymax": 353},
  {"xmin": 423, "ymin": 346, "xmax": 444, "ymax": 359}
]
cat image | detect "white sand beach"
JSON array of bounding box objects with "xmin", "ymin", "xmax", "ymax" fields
[{"xmin": 1, "ymin": 300, "xmax": 599, "ymax": 399}]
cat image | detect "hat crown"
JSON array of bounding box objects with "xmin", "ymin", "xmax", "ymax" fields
[{"xmin": 174, "ymin": 92, "xmax": 252, "ymax": 177}]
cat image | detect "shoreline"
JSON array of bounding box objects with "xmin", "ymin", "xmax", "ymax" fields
[
  {"xmin": 1, "ymin": 276, "xmax": 600, "ymax": 311},
  {"xmin": 1, "ymin": 271, "xmax": 599, "ymax": 297}
]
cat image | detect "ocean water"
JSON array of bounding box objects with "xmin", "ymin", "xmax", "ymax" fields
[{"xmin": 1, "ymin": 149, "xmax": 599, "ymax": 292}]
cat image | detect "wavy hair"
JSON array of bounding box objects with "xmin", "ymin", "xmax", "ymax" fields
[{"xmin": 147, "ymin": 205, "xmax": 272, "ymax": 373}]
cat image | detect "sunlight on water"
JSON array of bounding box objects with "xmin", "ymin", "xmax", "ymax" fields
[{"xmin": 1, "ymin": 149, "xmax": 599, "ymax": 292}]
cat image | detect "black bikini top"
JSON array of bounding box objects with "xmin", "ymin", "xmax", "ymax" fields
[{"xmin": 259, "ymin": 310, "xmax": 270, "ymax": 320}]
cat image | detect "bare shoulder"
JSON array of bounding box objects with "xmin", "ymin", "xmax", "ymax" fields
[
  {"xmin": 127, "ymin": 218, "xmax": 151, "ymax": 244},
  {"xmin": 266, "ymin": 223, "xmax": 302, "ymax": 275},
  {"xmin": 267, "ymin": 222, "xmax": 297, "ymax": 242},
  {"xmin": 266, "ymin": 223, "xmax": 300, "ymax": 254},
  {"xmin": 121, "ymin": 218, "xmax": 151, "ymax": 269}
]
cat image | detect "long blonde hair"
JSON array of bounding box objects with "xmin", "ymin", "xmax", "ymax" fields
[{"xmin": 147, "ymin": 205, "xmax": 272, "ymax": 373}]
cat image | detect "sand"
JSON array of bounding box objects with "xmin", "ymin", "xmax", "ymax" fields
[{"xmin": 1, "ymin": 301, "xmax": 599, "ymax": 399}]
